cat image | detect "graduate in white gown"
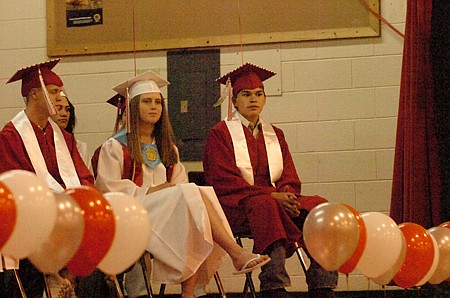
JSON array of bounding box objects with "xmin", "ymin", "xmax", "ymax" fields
[{"xmin": 93, "ymin": 71, "xmax": 270, "ymax": 298}]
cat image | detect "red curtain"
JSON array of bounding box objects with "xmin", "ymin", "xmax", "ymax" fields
[{"xmin": 390, "ymin": 1, "xmax": 443, "ymax": 228}]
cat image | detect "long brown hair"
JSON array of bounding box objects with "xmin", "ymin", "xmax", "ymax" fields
[{"xmin": 126, "ymin": 93, "xmax": 178, "ymax": 167}]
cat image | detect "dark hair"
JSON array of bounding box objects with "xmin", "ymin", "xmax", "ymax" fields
[{"xmin": 64, "ymin": 99, "xmax": 77, "ymax": 134}]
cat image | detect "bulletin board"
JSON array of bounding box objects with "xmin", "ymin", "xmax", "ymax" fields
[{"xmin": 47, "ymin": 0, "xmax": 380, "ymax": 57}]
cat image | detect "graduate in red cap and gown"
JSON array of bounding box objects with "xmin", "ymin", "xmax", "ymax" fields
[
  {"xmin": 203, "ymin": 63, "xmax": 338, "ymax": 298},
  {"xmin": 0, "ymin": 59, "xmax": 94, "ymax": 297}
]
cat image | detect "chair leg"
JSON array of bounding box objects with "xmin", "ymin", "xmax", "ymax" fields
[
  {"xmin": 158, "ymin": 284, "xmax": 166, "ymax": 297},
  {"xmin": 110, "ymin": 275, "xmax": 125, "ymax": 298},
  {"xmin": 213, "ymin": 271, "xmax": 227, "ymax": 298},
  {"xmin": 244, "ymin": 272, "xmax": 257, "ymax": 298},
  {"xmin": 43, "ymin": 274, "xmax": 52, "ymax": 298},
  {"xmin": 13, "ymin": 269, "xmax": 26, "ymax": 298},
  {"xmin": 294, "ymin": 241, "xmax": 309, "ymax": 274},
  {"xmin": 140, "ymin": 253, "xmax": 154, "ymax": 298},
  {"xmin": 235, "ymin": 236, "xmax": 257, "ymax": 298}
]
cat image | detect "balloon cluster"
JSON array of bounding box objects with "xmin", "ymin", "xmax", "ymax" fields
[
  {"xmin": 0, "ymin": 170, "xmax": 151, "ymax": 276},
  {"xmin": 303, "ymin": 202, "xmax": 450, "ymax": 288}
]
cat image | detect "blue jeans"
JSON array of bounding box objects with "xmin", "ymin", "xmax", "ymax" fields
[{"xmin": 259, "ymin": 240, "xmax": 338, "ymax": 292}]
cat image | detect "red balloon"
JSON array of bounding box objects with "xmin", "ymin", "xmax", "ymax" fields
[
  {"xmin": 65, "ymin": 186, "xmax": 115, "ymax": 276},
  {"xmin": 439, "ymin": 221, "xmax": 450, "ymax": 229},
  {"xmin": 338, "ymin": 204, "xmax": 367, "ymax": 274},
  {"xmin": 0, "ymin": 182, "xmax": 16, "ymax": 251},
  {"xmin": 393, "ymin": 223, "xmax": 435, "ymax": 288}
]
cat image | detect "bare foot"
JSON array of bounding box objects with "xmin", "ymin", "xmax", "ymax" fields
[{"xmin": 233, "ymin": 251, "xmax": 270, "ymax": 272}]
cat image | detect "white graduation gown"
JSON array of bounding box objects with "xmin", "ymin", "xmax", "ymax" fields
[
  {"xmin": 75, "ymin": 139, "xmax": 92, "ymax": 173},
  {"xmin": 95, "ymin": 138, "xmax": 232, "ymax": 284}
]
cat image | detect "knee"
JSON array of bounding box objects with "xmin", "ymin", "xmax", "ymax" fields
[
  {"xmin": 299, "ymin": 195, "xmax": 328, "ymax": 212},
  {"xmin": 246, "ymin": 196, "xmax": 281, "ymax": 216},
  {"xmin": 246, "ymin": 195, "xmax": 279, "ymax": 208}
]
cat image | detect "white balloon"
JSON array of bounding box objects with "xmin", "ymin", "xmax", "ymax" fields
[
  {"xmin": 0, "ymin": 170, "xmax": 57, "ymax": 259},
  {"xmin": 372, "ymin": 233, "xmax": 407, "ymax": 286},
  {"xmin": 98, "ymin": 192, "xmax": 151, "ymax": 274},
  {"xmin": 427, "ymin": 227, "xmax": 450, "ymax": 284},
  {"xmin": 415, "ymin": 232, "xmax": 439, "ymax": 286},
  {"xmin": 356, "ymin": 212, "xmax": 404, "ymax": 278}
]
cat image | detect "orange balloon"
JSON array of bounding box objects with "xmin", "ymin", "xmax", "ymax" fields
[
  {"xmin": 393, "ymin": 223, "xmax": 435, "ymax": 288},
  {"xmin": 0, "ymin": 182, "xmax": 16, "ymax": 251},
  {"xmin": 65, "ymin": 186, "xmax": 115, "ymax": 276},
  {"xmin": 439, "ymin": 221, "xmax": 450, "ymax": 229},
  {"xmin": 338, "ymin": 204, "xmax": 367, "ymax": 274}
]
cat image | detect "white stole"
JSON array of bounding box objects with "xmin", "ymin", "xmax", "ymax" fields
[
  {"xmin": 225, "ymin": 114, "xmax": 283, "ymax": 186},
  {"xmin": 11, "ymin": 110, "xmax": 81, "ymax": 192}
]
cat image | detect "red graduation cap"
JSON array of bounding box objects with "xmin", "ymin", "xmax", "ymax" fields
[
  {"xmin": 7, "ymin": 59, "xmax": 64, "ymax": 98},
  {"xmin": 107, "ymin": 93, "xmax": 125, "ymax": 109},
  {"xmin": 216, "ymin": 63, "xmax": 276, "ymax": 97},
  {"xmin": 107, "ymin": 93, "xmax": 126, "ymax": 133}
]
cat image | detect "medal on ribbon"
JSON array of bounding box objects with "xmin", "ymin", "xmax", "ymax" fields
[
  {"xmin": 142, "ymin": 143, "xmax": 161, "ymax": 169},
  {"xmin": 146, "ymin": 147, "xmax": 157, "ymax": 161}
]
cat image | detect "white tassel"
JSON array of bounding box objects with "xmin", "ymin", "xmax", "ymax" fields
[
  {"xmin": 38, "ymin": 67, "xmax": 57, "ymax": 116},
  {"xmin": 125, "ymin": 86, "xmax": 131, "ymax": 133},
  {"xmin": 213, "ymin": 84, "xmax": 229, "ymax": 108}
]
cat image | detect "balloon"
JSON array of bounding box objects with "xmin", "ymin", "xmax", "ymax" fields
[
  {"xmin": 303, "ymin": 202, "xmax": 359, "ymax": 271},
  {"xmin": 427, "ymin": 227, "xmax": 450, "ymax": 284},
  {"xmin": 0, "ymin": 170, "xmax": 57, "ymax": 259},
  {"xmin": 65, "ymin": 186, "xmax": 115, "ymax": 276},
  {"xmin": 393, "ymin": 223, "xmax": 435, "ymax": 289},
  {"xmin": 415, "ymin": 233, "xmax": 439, "ymax": 286},
  {"xmin": 28, "ymin": 193, "xmax": 84, "ymax": 273},
  {"xmin": 97, "ymin": 192, "xmax": 151, "ymax": 275},
  {"xmin": 338, "ymin": 204, "xmax": 366, "ymax": 274},
  {"xmin": 0, "ymin": 182, "xmax": 17, "ymax": 251},
  {"xmin": 356, "ymin": 212, "xmax": 403, "ymax": 279},
  {"xmin": 372, "ymin": 233, "xmax": 407, "ymax": 286},
  {"xmin": 439, "ymin": 221, "xmax": 450, "ymax": 229}
]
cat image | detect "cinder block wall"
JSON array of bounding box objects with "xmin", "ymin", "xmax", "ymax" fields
[{"xmin": 0, "ymin": 0, "xmax": 406, "ymax": 294}]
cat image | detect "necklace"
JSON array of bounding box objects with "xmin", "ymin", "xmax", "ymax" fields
[{"xmin": 37, "ymin": 122, "xmax": 48, "ymax": 133}]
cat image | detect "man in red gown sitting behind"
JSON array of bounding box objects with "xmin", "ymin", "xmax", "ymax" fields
[{"xmin": 203, "ymin": 63, "xmax": 338, "ymax": 298}]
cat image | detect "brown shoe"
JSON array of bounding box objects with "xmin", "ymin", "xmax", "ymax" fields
[
  {"xmin": 307, "ymin": 288, "xmax": 336, "ymax": 298},
  {"xmin": 260, "ymin": 288, "xmax": 293, "ymax": 298}
]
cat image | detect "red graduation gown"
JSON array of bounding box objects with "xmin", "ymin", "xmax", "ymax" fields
[
  {"xmin": 0, "ymin": 121, "xmax": 94, "ymax": 187},
  {"xmin": 203, "ymin": 121, "xmax": 326, "ymax": 254}
]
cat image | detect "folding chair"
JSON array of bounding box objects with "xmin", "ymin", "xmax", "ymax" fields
[{"xmin": 234, "ymin": 231, "xmax": 309, "ymax": 298}]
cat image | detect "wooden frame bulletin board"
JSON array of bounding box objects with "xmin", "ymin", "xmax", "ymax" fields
[{"xmin": 47, "ymin": 0, "xmax": 380, "ymax": 57}]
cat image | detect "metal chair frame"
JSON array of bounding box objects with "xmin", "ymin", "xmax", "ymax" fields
[
  {"xmin": 234, "ymin": 232, "xmax": 309, "ymax": 298},
  {"xmin": 187, "ymin": 171, "xmax": 310, "ymax": 297}
]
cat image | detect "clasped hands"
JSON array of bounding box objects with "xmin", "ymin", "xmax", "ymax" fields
[{"xmin": 271, "ymin": 190, "xmax": 301, "ymax": 218}]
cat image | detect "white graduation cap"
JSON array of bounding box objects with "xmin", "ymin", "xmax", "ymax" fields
[
  {"xmin": 111, "ymin": 70, "xmax": 170, "ymax": 132},
  {"xmin": 112, "ymin": 70, "xmax": 169, "ymax": 100}
]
